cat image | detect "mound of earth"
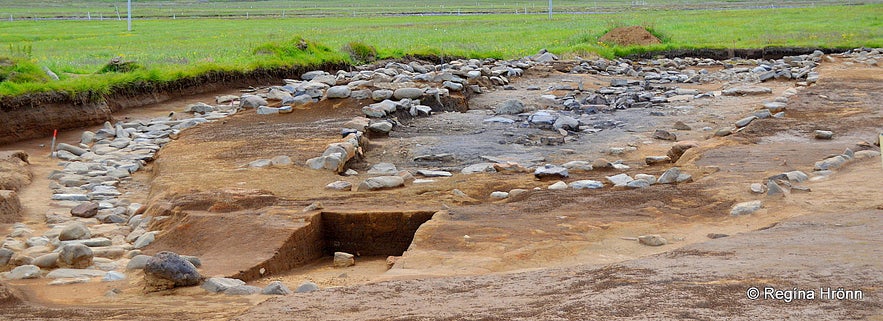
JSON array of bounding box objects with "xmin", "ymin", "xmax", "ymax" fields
[{"xmin": 599, "ymin": 26, "xmax": 662, "ymax": 46}]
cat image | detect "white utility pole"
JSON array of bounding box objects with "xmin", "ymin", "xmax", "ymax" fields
[
  {"xmin": 548, "ymin": 0, "xmax": 552, "ymax": 19},
  {"xmin": 127, "ymin": 0, "xmax": 132, "ymax": 31}
]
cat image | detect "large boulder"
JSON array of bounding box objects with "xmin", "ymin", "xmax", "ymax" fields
[
  {"xmin": 57, "ymin": 244, "xmax": 93, "ymax": 269},
  {"xmin": 58, "ymin": 222, "xmax": 91, "ymax": 241},
  {"xmin": 495, "ymin": 99, "xmax": 525, "ymax": 115},
  {"xmin": 143, "ymin": 251, "xmax": 202, "ymax": 291}
]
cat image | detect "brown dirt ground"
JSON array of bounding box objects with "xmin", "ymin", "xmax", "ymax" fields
[
  {"xmin": 599, "ymin": 26, "xmax": 662, "ymax": 46},
  {"xmin": 1, "ymin": 56, "xmax": 881, "ymax": 320}
]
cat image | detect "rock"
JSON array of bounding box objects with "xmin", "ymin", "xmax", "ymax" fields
[
  {"xmin": 325, "ymin": 181, "xmax": 353, "ymax": 191},
  {"xmin": 667, "ymin": 141, "xmax": 699, "ymax": 162},
  {"xmin": 548, "ymin": 181, "xmax": 568, "ymax": 190},
  {"xmin": 70, "ymin": 202, "xmax": 99, "ymax": 218},
  {"xmin": 239, "ymin": 95, "xmax": 268, "ymax": 109},
  {"xmin": 534, "ymin": 52, "xmax": 558, "ymax": 63},
  {"xmin": 483, "ymin": 116, "xmax": 515, "ymax": 124},
  {"xmin": 367, "ymin": 121, "xmax": 393, "ymax": 135},
  {"xmin": 673, "ymin": 121, "xmax": 692, "ymax": 130},
  {"xmin": 749, "ymin": 183, "xmax": 766, "ymax": 194},
  {"xmin": 416, "ymin": 170, "xmax": 452, "ymax": 177},
  {"xmin": 59, "ymin": 222, "xmax": 91, "ymax": 241},
  {"xmin": 652, "ymin": 129, "xmax": 677, "ymax": 141},
  {"xmin": 57, "ymin": 244, "xmax": 93, "ymax": 269},
  {"xmin": 271, "ymin": 155, "xmax": 292, "ymax": 167},
  {"xmin": 553, "ymin": 115, "xmax": 580, "ymax": 131},
  {"xmin": 143, "ymin": 251, "xmax": 201, "ymax": 291},
  {"xmin": 225, "ymin": 285, "xmax": 262, "ymax": 295},
  {"xmin": 393, "ymin": 88, "xmax": 424, "ymax": 99},
  {"xmin": 495, "ymin": 99, "xmax": 525, "ymax": 115},
  {"xmin": 638, "ymin": 235, "xmax": 667, "ymax": 246},
  {"xmin": 814, "ymin": 156, "xmax": 847, "ymax": 171},
  {"xmin": 367, "ymin": 163, "xmax": 398, "ymax": 175},
  {"xmin": 735, "ymin": 116, "xmax": 757, "ymax": 128},
  {"xmin": 657, "ymin": 167, "xmax": 682, "ymax": 184},
  {"xmin": 355, "ymin": 176, "xmax": 404, "ymax": 191},
  {"xmin": 126, "ymin": 255, "xmax": 151, "ymax": 270},
  {"xmin": 262, "ymin": 281, "xmax": 292, "ymax": 295},
  {"xmin": 133, "ymin": 231, "xmax": 157, "ymax": 249},
  {"xmin": 569, "ymin": 180, "xmax": 604, "ymax": 189},
  {"xmin": 7, "ymin": 265, "xmax": 41, "ymax": 280},
  {"xmin": 722, "ymin": 86, "xmax": 772, "ymax": 96},
  {"xmin": 333, "ymin": 252, "xmax": 355, "ymax": 268},
  {"xmin": 715, "ymin": 128, "xmax": 733, "ymax": 137},
  {"xmin": 301, "ymin": 70, "xmax": 325, "ymax": 81},
  {"xmin": 325, "ymin": 86, "xmax": 351, "ymax": 99},
  {"xmin": 528, "ymin": 111, "xmax": 557, "ymax": 128},
  {"xmin": 592, "ymin": 158, "xmax": 613, "ymax": 170},
  {"xmin": 102, "ymin": 271, "xmax": 126, "ymax": 282},
  {"xmin": 634, "ymin": 174, "xmax": 657, "ymax": 185},
  {"xmin": 56, "ymin": 143, "xmax": 87, "ymax": 156},
  {"xmin": 461, "ymin": 163, "xmax": 497, "ymax": 174},
  {"xmin": 730, "ymin": 200, "xmax": 762, "ymax": 216},
  {"xmin": 291, "ymin": 94, "xmax": 313, "ymax": 106},
  {"xmin": 707, "ymin": 233, "xmax": 729, "ymax": 239},
  {"xmin": 534, "ymin": 164, "xmax": 569, "ymax": 179},
  {"xmin": 562, "ymin": 161, "xmax": 593, "ymax": 172},
  {"xmin": 489, "ymin": 191, "xmax": 509, "ymax": 199},
  {"xmin": 295, "ymin": 281, "xmax": 319, "ymax": 293},
  {"xmin": 32, "ymin": 253, "xmax": 59, "ymax": 269},
  {"xmin": 371, "ymin": 89, "xmax": 394, "ymax": 101},
  {"xmin": 606, "ymin": 173, "xmax": 634, "ymax": 187},
  {"xmin": 184, "ymin": 102, "xmax": 215, "ymax": 114},
  {"xmin": 764, "ymin": 101, "xmax": 787, "ymax": 113},
  {"xmin": 645, "ymin": 156, "xmax": 671, "ymax": 165},
  {"xmin": 813, "ymin": 130, "xmax": 834, "ymax": 140},
  {"xmin": 202, "ymin": 277, "xmax": 246, "ymax": 293},
  {"xmin": 0, "ymin": 248, "xmax": 15, "ymax": 266},
  {"xmin": 767, "ymin": 180, "xmax": 786, "ymax": 196}
]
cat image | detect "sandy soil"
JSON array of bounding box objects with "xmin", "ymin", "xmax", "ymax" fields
[{"xmin": 0, "ymin": 56, "xmax": 881, "ymax": 320}]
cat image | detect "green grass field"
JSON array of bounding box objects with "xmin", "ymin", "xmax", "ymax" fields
[{"xmin": 1, "ymin": 3, "xmax": 881, "ymax": 98}]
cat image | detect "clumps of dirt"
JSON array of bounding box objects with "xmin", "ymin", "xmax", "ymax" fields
[{"xmin": 598, "ymin": 26, "xmax": 662, "ymax": 46}]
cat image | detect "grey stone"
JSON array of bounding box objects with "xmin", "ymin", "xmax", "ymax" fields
[
  {"xmin": 562, "ymin": 161, "xmax": 593, "ymax": 172},
  {"xmin": 634, "ymin": 174, "xmax": 657, "ymax": 185},
  {"xmin": 102, "ymin": 271, "xmax": 126, "ymax": 282},
  {"xmin": 767, "ymin": 180, "xmax": 786, "ymax": 196},
  {"xmin": 56, "ymin": 143, "xmax": 87, "ymax": 156},
  {"xmin": 371, "ymin": 89, "xmax": 394, "ymax": 101},
  {"xmin": 133, "ymin": 231, "xmax": 157, "ymax": 249},
  {"xmin": 393, "ymin": 88, "xmax": 424, "ymax": 99},
  {"xmin": 362, "ymin": 105, "xmax": 387, "ymax": 118},
  {"xmin": 367, "ymin": 163, "xmax": 398, "ymax": 175},
  {"xmin": 569, "ymin": 180, "xmax": 604, "ymax": 189},
  {"xmin": 126, "ymin": 255, "xmax": 151, "ymax": 270},
  {"xmin": 262, "ymin": 281, "xmax": 292, "ymax": 295},
  {"xmin": 45, "ymin": 268, "xmax": 106, "ymax": 279},
  {"xmin": 645, "ymin": 156, "xmax": 671, "ymax": 165},
  {"xmin": 26, "ymin": 236, "xmax": 50, "ymax": 248},
  {"xmin": 295, "ymin": 281, "xmax": 319, "ymax": 293},
  {"xmin": 653, "ymin": 129, "xmax": 677, "ymax": 141},
  {"xmin": 528, "ymin": 111, "xmax": 557, "ymax": 127},
  {"xmin": 657, "ymin": 167, "xmax": 682, "ymax": 184},
  {"xmin": 367, "ymin": 121, "xmax": 393, "ymax": 135},
  {"xmin": 60, "ymin": 237, "xmax": 112, "ymax": 248},
  {"xmin": 534, "ymin": 164, "xmax": 569, "ymax": 179},
  {"xmin": 813, "ymin": 130, "xmax": 833, "ymax": 140},
  {"xmin": 553, "ymin": 115, "xmax": 580, "ymax": 131},
  {"xmin": 184, "ymin": 102, "xmax": 215, "ymax": 114},
  {"xmin": 7, "ymin": 265, "xmax": 41, "ymax": 279},
  {"xmin": 57, "ymin": 244, "xmax": 93, "ymax": 269},
  {"xmin": 638, "ymin": 235, "xmax": 667, "ymax": 246},
  {"xmin": 59, "ymin": 222, "xmax": 91, "ymax": 241},
  {"xmin": 722, "ymin": 86, "xmax": 772, "ymax": 96},
  {"xmin": 606, "ymin": 174, "xmax": 634, "ymax": 187},
  {"xmin": 548, "ymin": 181, "xmax": 568, "ymax": 190},
  {"xmin": 326, "ymin": 86, "xmax": 352, "ymax": 99},
  {"xmin": 750, "ymin": 183, "xmax": 766, "ymax": 194},
  {"xmin": 495, "ymin": 99, "xmax": 525, "ymax": 115},
  {"xmin": 333, "ymin": 252, "xmax": 355, "ymax": 268},
  {"xmin": 291, "ymin": 94, "xmax": 313, "ymax": 106},
  {"xmin": 482, "ymin": 116, "xmax": 516, "ymax": 124},
  {"xmin": 461, "ymin": 163, "xmax": 497, "ymax": 174},
  {"xmin": 0, "ymin": 248, "xmax": 13, "ymax": 266},
  {"xmin": 356, "ymin": 176, "xmax": 404, "ymax": 191},
  {"xmin": 735, "ymin": 116, "xmax": 757, "ymax": 128},
  {"xmin": 814, "ymin": 156, "xmax": 847, "ymax": 171},
  {"xmin": 143, "ymin": 251, "xmax": 201, "ymax": 290},
  {"xmin": 239, "ymin": 95, "xmax": 268, "ymax": 109},
  {"xmin": 416, "ymin": 170, "xmax": 452, "ymax": 177},
  {"xmin": 52, "ymin": 194, "xmax": 89, "ymax": 201},
  {"xmin": 763, "ymin": 101, "xmax": 787, "ymax": 113},
  {"xmin": 32, "ymin": 253, "xmax": 59, "ymax": 269},
  {"xmin": 248, "ymin": 159, "xmax": 273, "ymax": 168},
  {"xmin": 325, "ymin": 181, "xmax": 353, "ymax": 191},
  {"xmin": 730, "ymin": 200, "xmax": 762, "ymax": 216},
  {"xmin": 489, "ymin": 191, "xmax": 509, "ymax": 199},
  {"xmin": 202, "ymin": 277, "xmax": 246, "ymax": 293},
  {"xmin": 443, "ymin": 81, "xmax": 463, "ymax": 91},
  {"xmin": 301, "ymin": 70, "xmax": 325, "ymax": 81},
  {"xmin": 784, "ymin": 171, "xmax": 809, "ymax": 183}
]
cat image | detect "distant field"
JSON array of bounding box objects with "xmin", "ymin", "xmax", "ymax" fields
[
  {"xmin": 0, "ymin": 3, "xmax": 881, "ymax": 97},
  {"xmin": 0, "ymin": 0, "xmax": 872, "ymax": 19}
]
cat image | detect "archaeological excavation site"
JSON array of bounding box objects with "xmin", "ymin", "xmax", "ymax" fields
[{"xmin": 1, "ymin": 40, "xmax": 882, "ymax": 319}]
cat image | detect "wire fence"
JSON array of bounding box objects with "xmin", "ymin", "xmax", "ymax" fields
[{"xmin": 1, "ymin": 0, "xmax": 877, "ymax": 21}]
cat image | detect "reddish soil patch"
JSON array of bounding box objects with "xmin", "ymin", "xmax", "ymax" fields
[{"xmin": 599, "ymin": 26, "xmax": 662, "ymax": 46}]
